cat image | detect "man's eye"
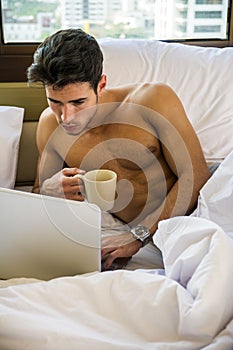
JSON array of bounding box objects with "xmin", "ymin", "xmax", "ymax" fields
[{"xmin": 73, "ymin": 100, "xmax": 86, "ymax": 106}]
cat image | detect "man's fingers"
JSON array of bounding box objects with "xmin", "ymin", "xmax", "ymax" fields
[
  {"xmin": 62, "ymin": 167, "xmax": 79, "ymax": 176},
  {"xmin": 101, "ymin": 245, "xmax": 118, "ymax": 257},
  {"xmin": 65, "ymin": 191, "xmax": 85, "ymax": 201},
  {"xmin": 104, "ymin": 255, "xmax": 115, "ymax": 269},
  {"xmin": 62, "ymin": 167, "xmax": 85, "ymax": 175},
  {"xmin": 102, "ymin": 249, "xmax": 125, "ymax": 269},
  {"xmin": 101, "ymin": 233, "xmax": 142, "ymax": 269},
  {"xmin": 60, "ymin": 169, "xmax": 85, "ymax": 198}
]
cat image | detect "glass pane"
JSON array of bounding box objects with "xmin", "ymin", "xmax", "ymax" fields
[{"xmin": 1, "ymin": 0, "xmax": 230, "ymax": 43}]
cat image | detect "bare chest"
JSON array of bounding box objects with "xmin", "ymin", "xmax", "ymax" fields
[{"xmin": 62, "ymin": 122, "xmax": 161, "ymax": 176}]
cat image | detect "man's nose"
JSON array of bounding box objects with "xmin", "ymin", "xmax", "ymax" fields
[{"xmin": 61, "ymin": 104, "xmax": 77, "ymax": 123}]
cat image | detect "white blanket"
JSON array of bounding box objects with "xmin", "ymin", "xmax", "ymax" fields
[{"xmin": 1, "ymin": 152, "xmax": 233, "ymax": 349}]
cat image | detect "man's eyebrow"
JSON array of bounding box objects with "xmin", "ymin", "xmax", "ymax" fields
[
  {"xmin": 47, "ymin": 97, "xmax": 60, "ymax": 103},
  {"xmin": 47, "ymin": 97, "xmax": 87, "ymax": 103},
  {"xmin": 70, "ymin": 97, "xmax": 87, "ymax": 103}
]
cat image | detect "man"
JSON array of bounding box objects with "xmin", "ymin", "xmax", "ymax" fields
[{"xmin": 27, "ymin": 28, "xmax": 210, "ymax": 269}]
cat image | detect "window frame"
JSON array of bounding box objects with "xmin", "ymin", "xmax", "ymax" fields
[{"xmin": 0, "ymin": 0, "xmax": 232, "ymax": 82}]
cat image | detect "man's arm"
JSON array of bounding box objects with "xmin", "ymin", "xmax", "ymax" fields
[
  {"xmin": 102, "ymin": 83, "xmax": 210, "ymax": 267},
  {"xmin": 139, "ymin": 83, "xmax": 210, "ymax": 233},
  {"xmin": 32, "ymin": 108, "xmax": 84, "ymax": 199},
  {"xmin": 32, "ymin": 107, "xmax": 61, "ymax": 193}
]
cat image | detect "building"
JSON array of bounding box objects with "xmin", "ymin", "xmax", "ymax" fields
[
  {"xmin": 154, "ymin": 0, "xmax": 229, "ymax": 39},
  {"xmin": 1, "ymin": 0, "xmax": 229, "ymax": 42},
  {"xmin": 60, "ymin": 0, "xmax": 107, "ymax": 29}
]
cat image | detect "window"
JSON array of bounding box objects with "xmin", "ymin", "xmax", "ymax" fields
[
  {"xmin": 195, "ymin": 11, "xmax": 222, "ymax": 18},
  {"xmin": 196, "ymin": 0, "xmax": 223, "ymax": 4},
  {"xmin": 0, "ymin": 0, "xmax": 232, "ymax": 82},
  {"xmin": 195, "ymin": 24, "xmax": 221, "ymax": 31},
  {"xmin": 1, "ymin": 0, "xmax": 230, "ymax": 42}
]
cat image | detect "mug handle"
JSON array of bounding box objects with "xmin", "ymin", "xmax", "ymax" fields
[
  {"xmin": 75, "ymin": 174, "xmax": 85, "ymax": 197},
  {"xmin": 76, "ymin": 174, "xmax": 84, "ymax": 181}
]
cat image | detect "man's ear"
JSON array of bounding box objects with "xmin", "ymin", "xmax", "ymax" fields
[{"xmin": 98, "ymin": 74, "xmax": 107, "ymax": 95}]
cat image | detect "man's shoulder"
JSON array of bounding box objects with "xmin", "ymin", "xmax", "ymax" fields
[
  {"xmin": 102, "ymin": 82, "xmax": 172, "ymax": 104},
  {"xmin": 130, "ymin": 82, "xmax": 174, "ymax": 100},
  {"xmin": 37, "ymin": 107, "xmax": 59, "ymax": 145},
  {"xmin": 38, "ymin": 107, "xmax": 58, "ymax": 127},
  {"xmin": 100, "ymin": 84, "xmax": 136, "ymax": 103}
]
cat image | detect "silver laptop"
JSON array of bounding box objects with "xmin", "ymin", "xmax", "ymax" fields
[{"xmin": 0, "ymin": 187, "xmax": 101, "ymax": 280}]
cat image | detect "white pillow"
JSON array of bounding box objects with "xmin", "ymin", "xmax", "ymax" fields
[
  {"xmin": 195, "ymin": 150, "xmax": 233, "ymax": 239},
  {"xmin": 100, "ymin": 39, "xmax": 233, "ymax": 161},
  {"xmin": 0, "ymin": 106, "xmax": 24, "ymax": 189},
  {"xmin": 147, "ymin": 42, "xmax": 233, "ymax": 162}
]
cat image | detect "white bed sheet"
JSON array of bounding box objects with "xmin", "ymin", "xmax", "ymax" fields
[{"xmin": 1, "ymin": 151, "xmax": 233, "ymax": 349}]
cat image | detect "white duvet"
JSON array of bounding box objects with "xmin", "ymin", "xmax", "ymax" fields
[{"xmin": 1, "ymin": 152, "xmax": 233, "ymax": 350}]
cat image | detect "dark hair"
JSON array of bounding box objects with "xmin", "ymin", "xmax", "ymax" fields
[{"xmin": 27, "ymin": 28, "xmax": 103, "ymax": 93}]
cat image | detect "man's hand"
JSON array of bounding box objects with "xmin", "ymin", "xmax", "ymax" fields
[
  {"xmin": 40, "ymin": 167, "xmax": 85, "ymax": 200},
  {"xmin": 101, "ymin": 232, "xmax": 142, "ymax": 269}
]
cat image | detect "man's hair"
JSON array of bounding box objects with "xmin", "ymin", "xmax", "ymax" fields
[{"xmin": 27, "ymin": 28, "xmax": 103, "ymax": 93}]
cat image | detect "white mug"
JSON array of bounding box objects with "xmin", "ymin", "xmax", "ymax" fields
[{"xmin": 78, "ymin": 169, "xmax": 117, "ymax": 211}]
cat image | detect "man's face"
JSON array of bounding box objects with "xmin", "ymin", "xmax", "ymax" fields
[{"xmin": 45, "ymin": 78, "xmax": 106, "ymax": 135}]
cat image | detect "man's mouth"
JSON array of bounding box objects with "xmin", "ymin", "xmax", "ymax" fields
[{"xmin": 61, "ymin": 123, "xmax": 81, "ymax": 134}]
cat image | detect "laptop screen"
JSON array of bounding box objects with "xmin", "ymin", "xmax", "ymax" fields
[{"xmin": 0, "ymin": 187, "xmax": 101, "ymax": 280}]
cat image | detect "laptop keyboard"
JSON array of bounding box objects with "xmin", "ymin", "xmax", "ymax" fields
[{"xmin": 101, "ymin": 257, "xmax": 131, "ymax": 271}]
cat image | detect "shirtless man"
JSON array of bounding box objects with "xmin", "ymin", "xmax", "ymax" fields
[{"xmin": 27, "ymin": 28, "xmax": 210, "ymax": 269}]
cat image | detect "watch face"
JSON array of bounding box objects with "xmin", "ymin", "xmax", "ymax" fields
[
  {"xmin": 132, "ymin": 226, "xmax": 151, "ymax": 247},
  {"xmin": 135, "ymin": 225, "xmax": 149, "ymax": 238}
]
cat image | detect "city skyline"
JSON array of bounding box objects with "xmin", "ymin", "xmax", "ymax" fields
[{"xmin": 1, "ymin": 0, "xmax": 229, "ymax": 42}]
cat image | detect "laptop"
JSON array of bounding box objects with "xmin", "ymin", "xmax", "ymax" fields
[{"xmin": 0, "ymin": 187, "xmax": 101, "ymax": 280}]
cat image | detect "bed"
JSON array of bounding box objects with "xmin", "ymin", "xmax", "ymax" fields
[{"xmin": 0, "ymin": 38, "xmax": 233, "ymax": 349}]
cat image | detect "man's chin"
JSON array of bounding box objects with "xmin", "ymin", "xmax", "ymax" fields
[{"xmin": 61, "ymin": 124, "xmax": 85, "ymax": 135}]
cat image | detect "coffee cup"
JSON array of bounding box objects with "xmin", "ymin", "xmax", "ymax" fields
[{"xmin": 78, "ymin": 169, "xmax": 117, "ymax": 211}]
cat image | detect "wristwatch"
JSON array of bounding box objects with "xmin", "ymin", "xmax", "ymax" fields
[{"xmin": 131, "ymin": 225, "xmax": 151, "ymax": 247}]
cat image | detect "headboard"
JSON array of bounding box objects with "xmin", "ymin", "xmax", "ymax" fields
[{"xmin": 0, "ymin": 83, "xmax": 47, "ymax": 186}]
